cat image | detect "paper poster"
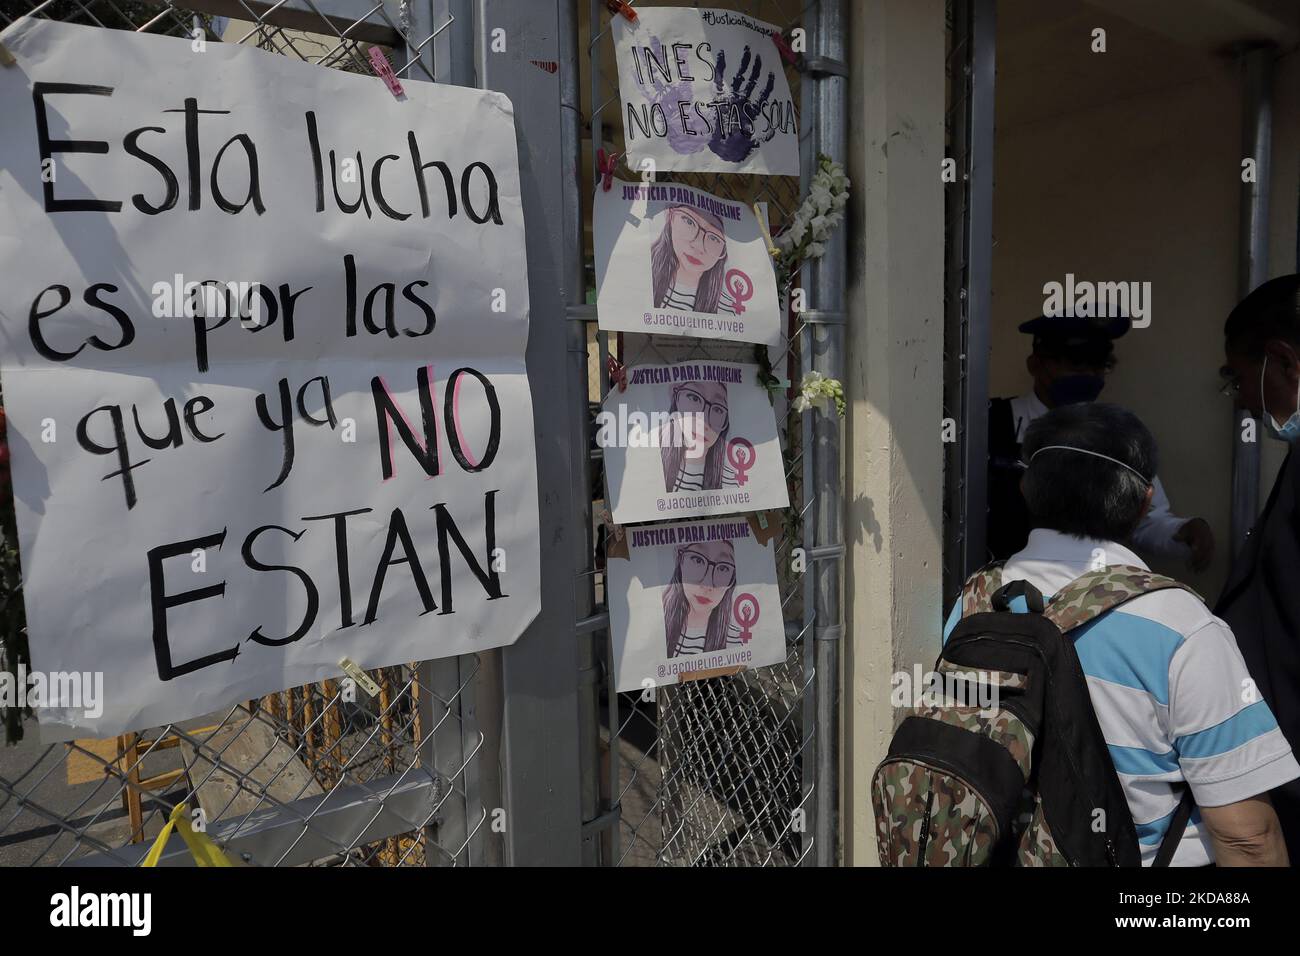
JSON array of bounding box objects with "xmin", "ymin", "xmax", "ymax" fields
[
  {"xmin": 594, "ymin": 180, "xmax": 782, "ymax": 345},
  {"xmin": 607, "ymin": 516, "xmax": 784, "ymax": 692},
  {"xmin": 612, "ymin": 7, "xmax": 799, "ymax": 176},
  {"xmin": 600, "ymin": 360, "xmax": 789, "ymax": 523},
  {"xmin": 0, "ymin": 19, "xmax": 540, "ymax": 739}
]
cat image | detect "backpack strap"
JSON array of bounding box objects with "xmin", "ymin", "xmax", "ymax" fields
[
  {"xmin": 1152, "ymin": 787, "xmax": 1196, "ymax": 867},
  {"xmin": 960, "ymin": 560, "xmax": 1006, "ymax": 616},
  {"xmin": 1042, "ymin": 564, "xmax": 1201, "ymax": 633}
]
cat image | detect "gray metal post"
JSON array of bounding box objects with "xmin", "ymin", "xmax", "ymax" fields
[
  {"xmin": 943, "ymin": 0, "xmax": 996, "ymax": 606},
  {"xmin": 802, "ymin": 0, "xmax": 846, "ymax": 868},
  {"xmin": 555, "ymin": 0, "xmax": 605, "ymax": 869},
  {"xmin": 477, "ymin": 0, "xmax": 584, "ymax": 865},
  {"xmin": 1231, "ymin": 45, "xmax": 1274, "ymax": 560},
  {"xmin": 586, "ymin": 0, "xmax": 618, "ymax": 868}
]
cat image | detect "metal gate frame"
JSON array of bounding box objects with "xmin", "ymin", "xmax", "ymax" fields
[
  {"xmin": 942, "ymin": 0, "xmax": 996, "ymax": 609},
  {"xmin": 573, "ymin": 0, "xmax": 846, "ymax": 867}
]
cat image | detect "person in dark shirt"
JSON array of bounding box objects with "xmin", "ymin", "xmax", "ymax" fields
[
  {"xmin": 987, "ymin": 314, "xmax": 1214, "ymax": 569},
  {"xmin": 1217, "ymin": 273, "xmax": 1300, "ymax": 863}
]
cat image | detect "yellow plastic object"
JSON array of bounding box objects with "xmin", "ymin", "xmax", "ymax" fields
[
  {"xmin": 141, "ymin": 802, "xmax": 235, "ymax": 867},
  {"xmin": 753, "ymin": 203, "xmax": 779, "ymax": 259}
]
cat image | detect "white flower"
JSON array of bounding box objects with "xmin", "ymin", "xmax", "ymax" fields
[
  {"xmin": 794, "ymin": 369, "xmax": 847, "ymax": 418},
  {"xmin": 773, "ymin": 154, "xmax": 849, "ymax": 286}
]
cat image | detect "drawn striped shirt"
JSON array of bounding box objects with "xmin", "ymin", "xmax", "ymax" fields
[
  {"xmin": 674, "ymin": 622, "xmax": 744, "ymax": 656},
  {"xmin": 672, "ymin": 456, "xmax": 739, "ymax": 493},
  {"xmin": 658, "ymin": 282, "xmax": 737, "ymax": 315}
]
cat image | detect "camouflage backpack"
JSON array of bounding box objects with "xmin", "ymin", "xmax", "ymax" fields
[{"xmin": 871, "ymin": 563, "xmax": 1196, "ymax": 867}]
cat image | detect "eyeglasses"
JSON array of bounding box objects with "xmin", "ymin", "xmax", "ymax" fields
[
  {"xmin": 680, "ymin": 548, "xmax": 736, "ymax": 588},
  {"xmin": 675, "ymin": 386, "xmax": 729, "ymax": 430},
  {"xmin": 672, "ymin": 210, "xmax": 726, "ymax": 256}
]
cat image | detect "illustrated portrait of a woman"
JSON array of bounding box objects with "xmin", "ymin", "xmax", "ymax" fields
[
  {"xmin": 650, "ymin": 204, "xmax": 737, "ymax": 315},
  {"xmin": 660, "ymin": 380, "xmax": 739, "ymax": 493},
  {"xmin": 661, "ymin": 540, "xmax": 742, "ymax": 657}
]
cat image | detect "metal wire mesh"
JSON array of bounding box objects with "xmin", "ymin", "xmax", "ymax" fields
[
  {"xmin": 581, "ymin": 0, "xmax": 820, "ymax": 867},
  {"xmin": 0, "ymin": 0, "xmax": 487, "ymax": 868}
]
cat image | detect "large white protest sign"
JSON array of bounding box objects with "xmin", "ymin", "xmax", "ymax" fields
[
  {"xmin": 594, "ymin": 180, "xmax": 782, "ymax": 345},
  {"xmin": 0, "ymin": 18, "xmax": 540, "ymax": 740},
  {"xmin": 600, "ymin": 360, "xmax": 789, "ymax": 523},
  {"xmin": 612, "ymin": 7, "xmax": 799, "ymax": 176},
  {"xmin": 607, "ymin": 517, "xmax": 783, "ymax": 692}
]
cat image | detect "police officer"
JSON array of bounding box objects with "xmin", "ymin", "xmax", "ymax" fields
[{"xmin": 987, "ymin": 314, "xmax": 1215, "ymax": 567}]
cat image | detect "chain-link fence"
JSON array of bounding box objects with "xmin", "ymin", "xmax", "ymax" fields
[
  {"xmin": 578, "ymin": 0, "xmax": 844, "ymax": 867},
  {"xmin": 0, "ymin": 0, "xmax": 846, "ymax": 867}
]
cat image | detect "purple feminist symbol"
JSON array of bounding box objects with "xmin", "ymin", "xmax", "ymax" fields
[
  {"xmin": 727, "ymin": 437, "xmax": 756, "ymax": 486},
  {"xmin": 732, "ymin": 593, "xmax": 760, "ymax": 643},
  {"xmin": 725, "ymin": 269, "xmax": 753, "ymax": 315}
]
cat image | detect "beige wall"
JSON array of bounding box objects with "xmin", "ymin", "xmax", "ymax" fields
[
  {"xmin": 843, "ymin": 0, "xmax": 946, "ymax": 866},
  {"xmin": 991, "ymin": 1, "xmax": 1300, "ymax": 598}
]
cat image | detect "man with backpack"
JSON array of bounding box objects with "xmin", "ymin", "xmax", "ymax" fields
[{"xmin": 874, "ymin": 403, "xmax": 1295, "ymax": 866}]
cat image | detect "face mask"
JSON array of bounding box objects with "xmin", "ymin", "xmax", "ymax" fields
[
  {"xmin": 1047, "ymin": 374, "xmax": 1105, "ymax": 406},
  {"xmin": 1260, "ymin": 355, "xmax": 1300, "ymax": 442}
]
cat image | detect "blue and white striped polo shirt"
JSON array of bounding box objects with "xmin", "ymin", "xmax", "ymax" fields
[{"xmin": 944, "ymin": 529, "xmax": 1300, "ymax": 866}]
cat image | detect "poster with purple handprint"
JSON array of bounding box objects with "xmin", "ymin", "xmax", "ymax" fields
[
  {"xmin": 599, "ymin": 360, "xmax": 789, "ymax": 524},
  {"xmin": 594, "ymin": 180, "xmax": 782, "ymax": 345},
  {"xmin": 612, "ymin": 8, "xmax": 799, "ymax": 176},
  {"xmin": 607, "ymin": 517, "xmax": 783, "ymax": 692}
]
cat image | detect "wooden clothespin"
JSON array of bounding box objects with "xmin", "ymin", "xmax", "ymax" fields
[
  {"xmin": 604, "ymin": 0, "xmax": 637, "ymax": 23},
  {"xmin": 746, "ymin": 510, "xmax": 784, "ymax": 547},
  {"xmin": 367, "ymin": 46, "xmax": 405, "ymax": 98},
  {"xmin": 596, "ymin": 148, "xmax": 620, "ymax": 191},
  {"xmin": 0, "ymin": 40, "xmax": 17, "ymax": 68},
  {"xmin": 606, "ymin": 354, "xmax": 628, "ymax": 392},
  {"xmin": 600, "ymin": 509, "xmax": 629, "ymax": 559}
]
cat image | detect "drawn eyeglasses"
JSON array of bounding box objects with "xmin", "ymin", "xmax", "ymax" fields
[
  {"xmin": 680, "ymin": 549, "xmax": 737, "ymax": 588},
  {"xmin": 672, "ymin": 210, "xmax": 726, "ymax": 256},
  {"xmin": 675, "ymin": 386, "xmax": 729, "ymax": 429}
]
